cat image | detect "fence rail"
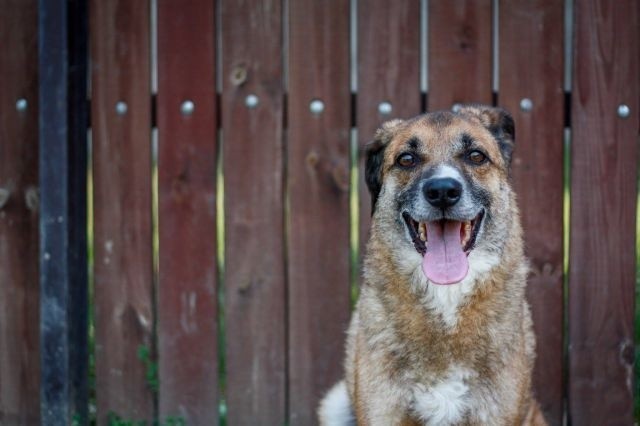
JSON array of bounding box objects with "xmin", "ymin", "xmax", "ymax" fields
[{"xmin": 0, "ymin": 0, "xmax": 638, "ymax": 425}]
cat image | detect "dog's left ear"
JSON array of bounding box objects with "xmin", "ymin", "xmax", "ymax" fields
[
  {"xmin": 458, "ymin": 105, "xmax": 515, "ymax": 168},
  {"xmin": 365, "ymin": 119, "xmax": 403, "ymax": 213}
]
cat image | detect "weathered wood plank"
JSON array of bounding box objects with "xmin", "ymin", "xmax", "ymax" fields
[
  {"xmin": 221, "ymin": 0, "xmax": 286, "ymax": 423},
  {"xmin": 498, "ymin": 1, "xmax": 564, "ymax": 424},
  {"xmin": 357, "ymin": 0, "xmax": 422, "ymax": 261},
  {"xmin": 0, "ymin": 0, "xmax": 40, "ymax": 423},
  {"xmin": 569, "ymin": 0, "xmax": 638, "ymax": 423},
  {"xmin": 288, "ymin": 0, "xmax": 351, "ymax": 423},
  {"xmin": 90, "ymin": 0, "xmax": 154, "ymax": 422},
  {"xmin": 428, "ymin": 0, "xmax": 493, "ymax": 110},
  {"xmin": 156, "ymin": 0, "xmax": 218, "ymax": 423}
]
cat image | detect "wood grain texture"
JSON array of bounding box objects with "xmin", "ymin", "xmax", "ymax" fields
[
  {"xmin": 428, "ymin": 0, "xmax": 493, "ymax": 110},
  {"xmin": 498, "ymin": 1, "xmax": 564, "ymax": 424},
  {"xmin": 569, "ymin": 0, "xmax": 639, "ymax": 424},
  {"xmin": 288, "ymin": 0, "xmax": 351, "ymax": 423},
  {"xmin": 157, "ymin": 0, "xmax": 218, "ymax": 423},
  {"xmin": 90, "ymin": 0, "xmax": 154, "ymax": 422},
  {"xmin": 0, "ymin": 1, "xmax": 40, "ymax": 423},
  {"xmin": 221, "ymin": 0, "xmax": 286, "ymax": 423},
  {"xmin": 357, "ymin": 0, "xmax": 422, "ymax": 264}
]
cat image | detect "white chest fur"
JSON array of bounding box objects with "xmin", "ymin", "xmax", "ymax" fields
[{"xmin": 411, "ymin": 367, "xmax": 474, "ymax": 425}]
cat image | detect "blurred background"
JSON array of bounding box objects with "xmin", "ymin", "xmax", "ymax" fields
[{"xmin": 0, "ymin": 0, "xmax": 638, "ymax": 425}]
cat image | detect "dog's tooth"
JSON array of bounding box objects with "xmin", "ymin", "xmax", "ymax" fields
[
  {"xmin": 419, "ymin": 222, "xmax": 426, "ymax": 241},
  {"xmin": 461, "ymin": 222, "xmax": 472, "ymax": 247}
]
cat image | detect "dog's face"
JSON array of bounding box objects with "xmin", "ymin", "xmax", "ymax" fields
[{"xmin": 366, "ymin": 105, "xmax": 516, "ymax": 285}]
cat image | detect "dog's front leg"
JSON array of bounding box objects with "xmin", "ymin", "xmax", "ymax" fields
[{"xmin": 353, "ymin": 370, "xmax": 416, "ymax": 425}]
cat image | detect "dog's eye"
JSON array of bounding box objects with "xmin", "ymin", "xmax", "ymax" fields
[
  {"xmin": 397, "ymin": 153, "xmax": 417, "ymax": 168},
  {"xmin": 467, "ymin": 150, "xmax": 487, "ymax": 165}
]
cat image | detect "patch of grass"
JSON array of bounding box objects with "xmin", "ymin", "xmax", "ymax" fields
[
  {"xmin": 105, "ymin": 412, "xmax": 185, "ymax": 426},
  {"xmin": 107, "ymin": 412, "xmax": 146, "ymax": 426},
  {"xmin": 137, "ymin": 345, "xmax": 159, "ymax": 393}
]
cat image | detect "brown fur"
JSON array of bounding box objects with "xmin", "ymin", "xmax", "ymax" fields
[{"xmin": 320, "ymin": 106, "xmax": 546, "ymax": 425}]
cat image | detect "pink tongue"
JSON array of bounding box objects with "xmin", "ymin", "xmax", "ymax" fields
[{"xmin": 422, "ymin": 221, "xmax": 469, "ymax": 285}]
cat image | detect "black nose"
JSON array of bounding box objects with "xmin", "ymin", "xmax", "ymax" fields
[{"xmin": 423, "ymin": 178, "xmax": 463, "ymax": 208}]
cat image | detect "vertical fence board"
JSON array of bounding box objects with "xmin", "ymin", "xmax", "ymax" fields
[
  {"xmin": 428, "ymin": 0, "xmax": 493, "ymax": 110},
  {"xmin": 157, "ymin": 0, "xmax": 218, "ymax": 423},
  {"xmin": 357, "ymin": 0, "xmax": 421, "ymax": 260},
  {"xmin": 288, "ymin": 1, "xmax": 350, "ymax": 423},
  {"xmin": 499, "ymin": 1, "xmax": 564, "ymax": 424},
  {"xmin": 90, "ymin": 0, "xmax": 154, "ymax": 422},
  {"xmin": 221, "ymin": 0, "xmax": 286, "ymax": 423},
  {"xmin": 0, "ymin": 1, "xmax": 40, "ymax": 423},
  {"xmin": 569, "ymin": 0, "xmax": 639, "ymax": 424}
]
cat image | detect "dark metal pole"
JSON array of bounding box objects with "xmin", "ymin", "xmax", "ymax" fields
[
  {"xmin": 67, "ymin": 0, "xmax": 89, "ymax": 422},
  {"xmin": 38, "ymin": 0, "xmax": 88, "ymax": 423}
]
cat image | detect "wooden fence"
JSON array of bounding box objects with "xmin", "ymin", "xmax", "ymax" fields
[{"xmin": 0, "ymin": 0, "xmax": 638, "ymax": 425}]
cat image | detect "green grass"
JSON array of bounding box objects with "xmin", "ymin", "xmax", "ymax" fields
[
  {"xmin": 349, "ymin": 131, "xmax": 360, "ymax": 306},
  {"xmin": 216, "ymin": 137, "xmax": 227, "ymax": 425}
]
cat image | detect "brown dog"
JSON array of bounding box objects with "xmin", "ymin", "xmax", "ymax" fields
[{"xmin": 319, "ymin": 105, "xmax": 546, "ymax": 425}]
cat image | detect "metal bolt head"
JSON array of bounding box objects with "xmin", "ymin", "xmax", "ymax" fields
[
  {"xmin": 309, "ymin": 99, "xmax": 325, "ymax": 114},
  {"xmin": 378, "ymin": 102, "xmax": 393, "ymax": 115},
  {"xmin": 16, "ymin": 98, "xmax": 28, "ymax": 112},
  {"xmin": 520, "ymin": 98, "xmax": 533, "ymax": 112},
  {"xmin": 181, "ymin": 100, "xmax": 195, "ymax": 116},
  {"xmin": 617, "ymin": 104, "xmax": 630, "ymax": 119},
  {"xmin": 115, "ymin": 101, "xmax": 128, "ymax": 115},
  {"xmin": 451, "ymin": 103, "xmax": 462, "ymax": 113},
  {"xmin": 245, "ymin": 94, "xmax": 259, "ymax": 109}
]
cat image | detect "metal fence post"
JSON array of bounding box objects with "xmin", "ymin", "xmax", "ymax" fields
[{"xmin": 38, "ymin": 0, "xmax": 89, "ymax": 423}]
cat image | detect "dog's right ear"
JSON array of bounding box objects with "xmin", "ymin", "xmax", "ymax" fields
[
  {"xmin": 365, "ymin": 119, "xmax": 403, "ymax": 213},
  {"xmin": 457, "ymin": 105, "xmax": 515, "ymax": 169}
]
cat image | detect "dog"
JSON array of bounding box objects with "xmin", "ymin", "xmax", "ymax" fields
[{"xmin": 318, "ymin": 105, "xmax": 546, "ymax": 425}]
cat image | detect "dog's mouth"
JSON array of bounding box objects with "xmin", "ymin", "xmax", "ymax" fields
[{"xmin": 402, "ymin": 210, "xmax": 484, "ymax": 285}]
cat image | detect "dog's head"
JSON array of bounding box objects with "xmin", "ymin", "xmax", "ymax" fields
[{"xmin": 366, "ymin": 105, "xmax": 516, "ymax": 285}]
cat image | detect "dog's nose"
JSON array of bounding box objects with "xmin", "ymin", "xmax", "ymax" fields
[{"xmin": 423, "ymin": 178, "xmax": 462, "ymax": 208}]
